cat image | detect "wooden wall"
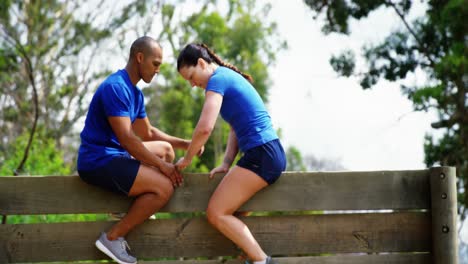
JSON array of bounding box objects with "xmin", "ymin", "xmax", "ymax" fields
[{"xmin": 0, "ymin": 167, "xmax": 458, "ymax": 264}]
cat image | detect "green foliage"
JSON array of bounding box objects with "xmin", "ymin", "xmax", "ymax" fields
[
  {"xmin": 0, "ymin": 0, "xmax": 146, "ymax": 172},
  {"xmin": 330, "ymin": 50, "xmax": 355, "ymax": 77},
  {"xmin": 0, "ymin": 127, "xmax": 72, "ymax": 176},
  {"xmin": 304, "ymin": 0, "xmax": 468, "ymax": 218},
  {"xmin": 286, "ymin": 146, "xmax": 306, "ymax": 171},
  {"xmin": 6, "ymin": 214, "xmax": 110, "ymax": 224}
]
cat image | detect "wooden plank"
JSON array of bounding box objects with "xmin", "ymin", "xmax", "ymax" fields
[
  {"xmin": 430, "ymin": 166, "xmax": 458, "ymax": 264},
  {"xmin": 27, "ymin": 254, "xmax": 431, "ymax": 264},
  {"xmin": 0, "ymin": 213, "xmax": 431, "ymax": 263},
  {"xmin": 150, "ymin": 254, "xmax": 432, "ymax": 264},
  {"xmin": 238, "ymin": 254, "xmax": 432, "ymax": 264},
  {"xmin": 0, "ymin": 170, "xmax": 431, "ymax": 215}
]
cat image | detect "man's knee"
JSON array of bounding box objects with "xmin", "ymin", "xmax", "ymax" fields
[
  {"xmin": 166, "ymin": 146, "xmax": 175, "ymax": 162},
  {"xmin": 151, "ymin": 178, "xmax": 174, "ymax": 203},
  {"xmin": 131, "ymin": 166, "xmax": 174, "ymax": 200},
  {"xmin": 160, "ymin": 141, "xmax": 175, "ymax": 162}
]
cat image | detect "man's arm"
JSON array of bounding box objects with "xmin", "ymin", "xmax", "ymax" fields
[
  {"xmin": 132, "ymin": 117, "xmax": 190, "ymax": 150},
  {"xmin": 108, "ymin": 116, "xmax": 179, "ymax": 182}
]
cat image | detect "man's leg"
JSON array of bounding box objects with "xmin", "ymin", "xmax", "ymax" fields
[
  {"xmin": 97, "ymin": 166, "xmax": 173, "ymax": 264},
  {"xmin": 107, "ymin": 163, "xmax": 174, "ymax": 240},
  {"xmin": 106, "ymin": 140, "xmax": 176, "ymax": 239},
  {"xmin": 95, "ymin": 142, "xmax": 176, "ymax": 264}
]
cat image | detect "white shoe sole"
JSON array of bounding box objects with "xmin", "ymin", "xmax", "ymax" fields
[{"xmin": 95, "ymin": 239, "xmax": 137, "ymax": 264}]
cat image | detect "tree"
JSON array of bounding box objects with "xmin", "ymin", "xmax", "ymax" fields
[
  {"xmin": 0, "ymin": 0, "xmax": 151, "ymax": 174},
  {"xmin": 286, "ymin": 146, "xmax": 307, "ymax": 171},
  {"xmin": 304, "ymin": 154, "xmax": 346, "ymax": 171},
  {"xmin": 303, "ymin": 1, "xmax": 467, "ymax": 219},
  {"xmin": 0, "ymin": 126, "xmax": 72, "ymax": 176},
  {"xmin": 286, "ymin": 145, "xmax": 346, "ymax": 171}
]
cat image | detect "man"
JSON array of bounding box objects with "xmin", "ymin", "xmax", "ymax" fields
[{"xmin": 77, "ymin": 36, "xmax": 197, "ymax": 264}]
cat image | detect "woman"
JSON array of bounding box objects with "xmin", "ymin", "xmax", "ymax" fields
[{"xmin": 175, "ymin": 43, "xmax": 286, "ymax": 264}]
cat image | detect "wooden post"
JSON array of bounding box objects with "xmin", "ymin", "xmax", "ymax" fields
[{"xmin": 430, "ymin": 166, "xmax": 458, "ymax": 264}]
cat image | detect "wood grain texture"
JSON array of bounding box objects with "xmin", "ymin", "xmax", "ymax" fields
[
  {"xmin": 0, "ymin": 213, "xmax": 431, "ymax": 263},
  {"xmin": 0, "ymin": 170, "xmax": 431, "ymax": 215},
  {"xmin": 430, "ymin": 166, "xmax": 458, "ymax": 264},
  {"xmin": 26, "ymin": 254, "xmax": 431, "ymax": 264}
]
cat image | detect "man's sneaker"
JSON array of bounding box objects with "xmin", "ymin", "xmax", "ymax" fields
[{"xmin": 95, "ymin": 232, "xmax": 137, "ymax": 264}]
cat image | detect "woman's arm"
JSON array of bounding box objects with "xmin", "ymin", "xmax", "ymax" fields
[
  {"xmin": 176, "ymin": 91, "xmax": 222, "ymax": 169},
  {"xmin": 222, "ymin": 127, "xmax": 239, "ymax": 167},
  {"xmin": 132, "ymin": 117, "xmax": 191, "ymax": 150},
  {"xmin": 208, "ymin": 127, "xmax": 239, "ymax": 179}
]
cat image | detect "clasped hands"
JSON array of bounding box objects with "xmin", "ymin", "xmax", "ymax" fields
[{"xmin": 164, "ymin": 146, "xmax": 204, "ymax": 188}]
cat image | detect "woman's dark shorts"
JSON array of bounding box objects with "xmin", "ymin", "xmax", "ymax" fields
[
  {"xmin": 78, "ymin": 155, "xmax": 141, "ymax": 196},
  {"xmin": 237, "ymin": 139, "xmax": 287, "ymax": 185}
]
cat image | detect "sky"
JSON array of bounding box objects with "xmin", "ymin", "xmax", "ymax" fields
[{"xmin": 265, "ymin": 0, "xmax": 438, "ymax": 172}]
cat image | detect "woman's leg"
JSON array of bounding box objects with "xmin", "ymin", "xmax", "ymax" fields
[{"xmin": 206, "ymin": 165, "xmax": 269, "ymax": 261}]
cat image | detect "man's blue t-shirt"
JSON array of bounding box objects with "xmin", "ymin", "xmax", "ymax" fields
[
  {"xmin": 77, "ymin": 69, "xmax": 146, "ymax": 171},
  {"xmin": 206, "ymin": 66, "xmax": 278, "ymax": 152}
]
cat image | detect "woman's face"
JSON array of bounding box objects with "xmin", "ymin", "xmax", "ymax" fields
[{"xmin": 179, "ymin": 59, "xmax": 211, "ymax": 89}]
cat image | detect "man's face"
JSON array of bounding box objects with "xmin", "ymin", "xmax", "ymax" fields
[{"xmin": 139, "ymin": 45, "xmax": 162, "ymax": 83}]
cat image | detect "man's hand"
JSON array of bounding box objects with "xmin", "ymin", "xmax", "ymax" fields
[{"xmin": 160, "ymin": 161, "xmax": 183, "ymax": 187}]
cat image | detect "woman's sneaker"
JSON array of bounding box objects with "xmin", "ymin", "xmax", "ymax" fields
[
  {"xmin": 266, "ymin": 256, "xmax": 278, "ymax": 264},
  {"xmin": 245, "ymin": 256, "xmax": 278, "ymax": 264},
  {"xmin": 95, "ymin": 232, "xmax": 137, "ymax": 264}
]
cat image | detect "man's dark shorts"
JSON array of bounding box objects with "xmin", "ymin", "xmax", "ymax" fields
[
  {"xmin": 237, "ymin": 139, "xmax": 287, "ymax": 185},
  {"xmin": 78, "ymin": 155, "xmax": 140, "ymax": 196}
]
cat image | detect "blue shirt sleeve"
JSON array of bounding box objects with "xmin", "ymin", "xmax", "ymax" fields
[
  {"xmin": 102, "ymin": 83, "xmax": 131, "ymax": 117},
  {"xmin": 137, "ymin": 92, "xmax": 147, "ymax": 119},
  {"xmin": 206, "ymin": 73, "xmax": 227, "ymax": 96}
]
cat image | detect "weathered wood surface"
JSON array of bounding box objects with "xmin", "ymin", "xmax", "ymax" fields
[
  {"xmin": 430, "ymin": 166, "xmax": 458, "ymax": 264},
  {"xmin": 1, "ymin": 168, "xmax": 456, "ymax": 264},
  {"xmin": 0, "ymin": 170, "xmax": 431, "ymax": 215},
  {"xmin": 156, "ymin": 254, "xmax": 432, "ymax": 264},
  {"xmin": 28, "ymin": 254, "xmax": 431, "ymax": 264},
  {"xmin": 0, "ymin": 213, "xmax": 431, "ymax": 263}
]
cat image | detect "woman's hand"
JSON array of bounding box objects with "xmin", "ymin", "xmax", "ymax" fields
[
  {"xmin": 197, "ymin": 145, "xmax": 205, "ymax": 157},
  {"xmin": 208, "ymin": 163, "xmax": 230, "ymax": 179},
  {"xmin": 175, "ymin": 157, "xmax": 192, "ymax": 171}
]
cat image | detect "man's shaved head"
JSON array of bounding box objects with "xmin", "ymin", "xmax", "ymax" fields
[{"xmin": 129, "ymin": 36, "xmax": 161, "ymax": 59}]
